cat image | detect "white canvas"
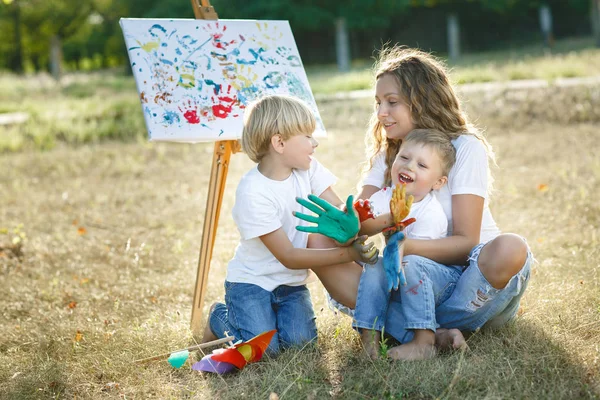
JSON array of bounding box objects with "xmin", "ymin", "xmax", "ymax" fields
[{"xmin": 120, "ymin": 18, "xmax": 326, "ymax": 142}]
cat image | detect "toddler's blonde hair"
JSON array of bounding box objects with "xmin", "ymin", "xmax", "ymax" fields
[
  {"xmin": 401, "ymin": 129, "xmax": 456, "ymax": 177},
  {"xmin": 242, "ymin": 95, "xmax": 316, "ymax": 163}
]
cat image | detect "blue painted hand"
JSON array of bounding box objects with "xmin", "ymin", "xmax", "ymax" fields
[{"xmin": 382, "ymin": 231, "xmax": 406, "ymax": 292}]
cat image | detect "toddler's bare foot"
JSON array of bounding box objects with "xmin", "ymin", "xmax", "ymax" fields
[
  {"xmin": 200, "ymin": 303, "xmax": 219, "ymax": 343},
  {"xmin": 387, "ymin": 341, "xmax": 437, "ymax": 361},
  {"xmin": 360, "ymin": 329, "xmax": 381, "ymax": 360},
  {"xmin": 435, "ymin": 328, "xmax": 468, "ymax": 352}
]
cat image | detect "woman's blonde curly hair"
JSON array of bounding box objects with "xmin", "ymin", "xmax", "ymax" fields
[{"xmin": 364, "ymin": 46, "xmax": 495, "ymax": 188}]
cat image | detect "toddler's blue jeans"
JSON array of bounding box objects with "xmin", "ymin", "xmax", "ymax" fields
[
  {"xmin": 209, "ymin": 281, "xmax": 317, "ymax": 354},
  {"xmin": 352, "ymin": 241, "xmax": 532, "ymax": 343}
]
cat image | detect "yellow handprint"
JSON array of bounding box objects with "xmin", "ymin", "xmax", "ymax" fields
[
  {"xmin": 390, "ymin": 183, "xmax": 414, "ymax": 225},
  {"xmin": 382, "ymin": 184, "xmax": 415, "ymax": 238}
]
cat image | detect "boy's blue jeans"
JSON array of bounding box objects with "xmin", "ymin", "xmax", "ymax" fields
[
  {"xmin": 209, "ymin": 281, "xmax": 317, "ymax": 354},
  {"xmin": 352, "ymin": 241, "xmax": 532, "ymax": 343}
]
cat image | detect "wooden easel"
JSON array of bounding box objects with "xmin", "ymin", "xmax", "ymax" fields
[{"xmin": 189, "ymin": 0, "xmax": 242, "ymax": 336}]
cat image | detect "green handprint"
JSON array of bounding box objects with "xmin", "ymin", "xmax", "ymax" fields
[{"xmin": 294, "ymin": 195, "xmax": 359, "ymax": 244}]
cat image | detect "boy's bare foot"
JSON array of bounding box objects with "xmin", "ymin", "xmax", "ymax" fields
[
  {"xmin": 359, "ymin": 329, "xmax": 381, "ymax": 360},
  {"xmin": 200, "ymin": 302, "xmax": 219, "ymax": 343},
  {"xmin": 387, "ymin": 330, "xmax": 436, "ymax": 361},
  {"xmin": 387, "ymin": 341, "xmax": 437, "ymax": 361},
  {"xmin": 435, "ymin": 328, "xmax": 468, "ymax": 351}
]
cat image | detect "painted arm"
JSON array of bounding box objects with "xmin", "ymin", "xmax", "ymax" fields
[
  {"xmin": 359, "ymin": 212, "xmax": 394, "ymax": 237},
  {"xmin": 404, "ymin": 194, "xmax": 483, "ymax": 265},
  {"xmin": 260, "ymin": 228, "xmax": 378, "ymax": 269}
]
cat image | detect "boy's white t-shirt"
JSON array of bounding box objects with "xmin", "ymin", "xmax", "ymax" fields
[
  {"xmin": 227, "ymin": 158, "xmax": 337, "ymax": 292},
  {"xmin": 362, "ymin": 135, "xmax": 501, "ymax": 243},
  {"xmin": 369, "ymin": 189, "xmax": 448, "ymax": 240}
]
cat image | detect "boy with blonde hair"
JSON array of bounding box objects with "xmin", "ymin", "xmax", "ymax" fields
[{"xmin": 204, "ymin": 95, "xmax": 377, "ymax": 354}]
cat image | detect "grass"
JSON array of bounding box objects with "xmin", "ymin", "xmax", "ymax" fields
[
  {"xmin": 307, "ymin": 36, "xmax": 600, "ymax": 91},
  {"xmin": 1, "ymin": 79, "xmax": 600, "ymax": 398}
]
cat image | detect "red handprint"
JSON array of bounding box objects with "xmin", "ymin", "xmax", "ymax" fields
[
  {"xmin": 178, "ymin": 99, "xmax": 200, "ymax": 124},
  {"xmin": 211, "ymin": 85, "xmax": 238, "ymax": 119},
  {"xmin": 204, "ymin": 22, "xmax": 237, "ymax": 50}
]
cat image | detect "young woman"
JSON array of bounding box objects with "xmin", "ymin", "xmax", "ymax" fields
[{"xmin": 309, "ymin": 46, "xmax": 532, "ymax": 360}]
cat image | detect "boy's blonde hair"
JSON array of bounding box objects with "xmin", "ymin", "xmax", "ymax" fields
[
  {"xmin": 401, "ymin": 129, "xmax": 456, "ymax": 176},
  {"xmin": 241, "ymin": 95, "xmax": 316, "ymax": 163},
  {"xmin": 363, "ymin": 46, "xmax": 494, "ymax": 187}
]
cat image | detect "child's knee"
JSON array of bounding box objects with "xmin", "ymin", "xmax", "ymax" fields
[
  {"xmin": 208, "ymin": 302, "xmax": 230, "ymax": 339},
  {"xmin": 307, "ymin": 233, "xmax": 336, "ymax": 249},
  {"xmin": 403, "ymin": 255, "xmax": 432, "ymax": 282},
  {"xmin": 279, "ymin": 325, "xmax": 317, "ymax": 350}
]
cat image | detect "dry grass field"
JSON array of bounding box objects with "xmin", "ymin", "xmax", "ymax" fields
[{"xmin": 1, "ymin": 81, "xmax": 600, "ymax": 398}]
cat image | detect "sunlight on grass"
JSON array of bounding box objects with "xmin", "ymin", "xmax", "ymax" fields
[
  {"xmin": 1, "ymin": 88, "xmax": 599, "ymax": 397},
  {"xmin": 1, "ymin": 38, "xmax": 600, "ymax": 397}
]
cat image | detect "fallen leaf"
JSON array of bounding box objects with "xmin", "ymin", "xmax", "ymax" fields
[
  {"xmin": 537, "ymin": 183, "xmax": 549, "ymax": 192},
  {"xmin": 102, "ymin": 382, "xmax": 119, "ymax": 392},
  {"xmin": 67, "ymin": 301, "xmax": 77, "ymax": 309},
  {"xmin": 74, "ymin": 330, "xmax": 83, "ymax": 342},
  {"xmin": 77, "ymin": 227, "xmax": 87, "ymax": 235},
  {"xmin": 80, "ymin": 278, "xmax": 90, "ymax": 285}
]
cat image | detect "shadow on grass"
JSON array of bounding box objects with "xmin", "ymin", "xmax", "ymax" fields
[
  {"xmin": 177, "ymin": 319, "xmax": 600, "ymax": 400},
  {"xmin": 334, "ymin": 321, "xmax": 598, "ymax": 399}
]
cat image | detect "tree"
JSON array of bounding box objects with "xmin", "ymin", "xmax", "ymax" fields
[
  {"xmin": 593, "ymin": 0, "xmax": 600, "ymax": 47},
  {"xmin": 1, "ymin": 0, "xmax": 24, "ymax": 72},
  {"xmin": 8, "ymin": 0, "xmax": 94, "ymax": 75}
]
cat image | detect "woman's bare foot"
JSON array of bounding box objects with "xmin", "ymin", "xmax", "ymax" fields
[
  {"xmin": 435, "ymin": 328, "xmax": 468, "ymax": 352},
  {"xmin": 360, "ymin": 329, "xmax": 381, "ymax": 360},
  {"xmin": 387, "ymin": 341, "xmax": 437, "ymax": 361},
  {"xmin": 200, "ymin": 302, "xmax": 219, "ymax": 343}
]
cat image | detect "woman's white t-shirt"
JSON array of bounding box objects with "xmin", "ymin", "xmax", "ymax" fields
[
  {"xmin": 362, "ymin": 135, "xmax": 501, "ymax": 244},
  {"xmin": 227, "ymin": 158, "xmax": 337, "ymax": 291}
]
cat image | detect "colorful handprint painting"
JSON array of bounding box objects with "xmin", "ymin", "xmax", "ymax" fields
[{"xmin": 120, "ymin": 19, "xmax": 325, "ymax": 142}]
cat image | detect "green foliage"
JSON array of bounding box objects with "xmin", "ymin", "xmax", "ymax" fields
[{"xmin": 0, "ymin": 0, "xmax": 596, "ymax": 72}]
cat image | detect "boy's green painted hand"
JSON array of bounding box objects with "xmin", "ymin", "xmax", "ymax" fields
[{"xmin": 294, "ymin": 194, "xmax": 360, "ymax": 245}]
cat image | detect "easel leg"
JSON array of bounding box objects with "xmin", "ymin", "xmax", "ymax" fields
[{"xmin": 190, "ymin": 140, "xmax": 234, "ymax": 336}]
